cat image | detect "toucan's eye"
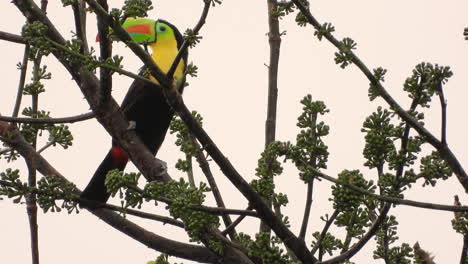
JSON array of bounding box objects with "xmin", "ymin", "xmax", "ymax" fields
[{"xmin": 158, "ymin": 25, "xmax": 167, "ymax": 32}]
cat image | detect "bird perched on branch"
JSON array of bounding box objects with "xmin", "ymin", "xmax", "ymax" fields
[{"xmin": 81, "ymin": 17, "xmax": 187, "ymax": 202}]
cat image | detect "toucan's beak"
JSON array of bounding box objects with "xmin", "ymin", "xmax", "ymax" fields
[{"xmin": 96, "ymin": 17, "xmax": 157, "ymax": 43}]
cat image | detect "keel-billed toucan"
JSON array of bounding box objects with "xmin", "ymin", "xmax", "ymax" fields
[{"xmin": 81, "ymin": 18, "xmax": 187, "ymax": 202}]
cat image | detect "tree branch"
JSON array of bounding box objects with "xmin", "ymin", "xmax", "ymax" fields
[
  {"xmin": 191, "ymin": 136, "xmax": 236, "ymax": 239},
  {"xmin": 319, "ymin": 205, "xmax": 390, "ymax": 264},
  {"xmin": 72, "ymin": 0, "xmax": 89, "ymax": 55},
  {"xmin": 12, "ymin": 45, "xmax": 30, "ymax": 117},
  {"xmin": 437, "ymin": 82, "xmax": 447, "ymax": 145},
  {"xmin": 260, "ymin": 0, "xmax": 283, "ymax": 235},
  {"xmin": 0, "ymin": 31, "xmax": 26, "ymax": 44},
  {"xmin": 221, "ymin": 206, "xmax": 253, "ymax": 236},
  {"xmin": 316, "ymin": 170, "xmax": 468, "ymax": 212},
  {"xmin": 0, "ymin": 112, "xmax": 95, "ymax": 124},
  {"xmin": 291, "ymin": 0, "xmax": 468, "ymax": 193},
  {"xmin": 310, "ymin": 209, "xmax": 339, "ymax": 256},
  {"xmin": 299, "ymin": 113, "xmax": 318, "ymax": 240},
  {"xmin": 78, "ymin": 198, "xmax": 185, "ymax": 228},
  {"xmin": 96, "ymin": 0, "xmax": 112, "ymax": 103}
]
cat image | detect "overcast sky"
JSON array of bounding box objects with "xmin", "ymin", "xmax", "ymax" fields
[{"xmin": 1, "ymin": 1, "xmax": 468, "ymax": 263}]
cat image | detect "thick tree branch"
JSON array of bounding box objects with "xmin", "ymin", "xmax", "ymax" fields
[
  {"xmin": 0, "ymin": 31, "xmax": 26, "ymax": 44},
  {"xmin": 260, "ymin": 0, "xmax": 283, "ymax": 235},
  {"xmin": 291, "ymin": 0, "xmax": 468, "ymax": 193},
  {"xmin": 96, "ymin": 0, "xmax": 112, "ymax": 103}
]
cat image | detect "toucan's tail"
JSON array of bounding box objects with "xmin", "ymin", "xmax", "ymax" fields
[{"xmin": 80, "ymin": 148, "xmax": 128, "ymax": 203}]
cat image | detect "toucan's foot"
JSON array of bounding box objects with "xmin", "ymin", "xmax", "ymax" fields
[
  {"xmin": 127, "ymin": 120, "xmax": 137, "ymax": 130},
  {"xmin": 155, "ymin": 158, "xmax": 168, "ymax": 176}
]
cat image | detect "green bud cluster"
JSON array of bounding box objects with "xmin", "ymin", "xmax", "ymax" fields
[
  {"xmin": 373, "ymin": 215, "xmax": 413, "ymax": 263},
  {"xmin": 237, "ymin": 232, "xmax": 292, "ymax": 264}
]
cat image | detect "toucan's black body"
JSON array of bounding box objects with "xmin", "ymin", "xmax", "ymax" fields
[
  {"xmin": 81, "ymin": 19, "xmax": 187, "ymax": 203},
  {"xmin": 80, "ymin": 78, "xmax": 175, "ymax": 202}
]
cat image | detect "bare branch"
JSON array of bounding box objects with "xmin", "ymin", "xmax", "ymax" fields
[
  {"xmin": 437, "ymin": 82, "xmax": 448, "ymax": 145},
  {"xmin": 260, "ymin": 0, "xmax": 283, "ymax": 235},
  {"xmin": 221, "ymin": 206, "xmax": 253, "ymax": 236},
  {"xmin": 78, "ymin": 199, "xmax": 185, "ymax": 228},
  {"xmin": 72, "ymin": 0, "xmax": 89, "ymax": 54},
  {"xmin": 12, "ymin": 45, "xmax": 30, "ymax": 117},
  {"xmin": 310, "ymin": 209, "xmax": 339, "ymax": 256},
  {"xmin": 0, "ymin": 31, "xmax": 26, "ymax": 44},
  {"xmin": 37, "ymin": 141, "xmax": 54, "ymax": 154},
  {"xmin": 192, "ymin": 136, "xmax": 236, "ymax": 238},
  {"xmin": 0, "ymin": 112, "xmax": 95, "ymax": 124}
]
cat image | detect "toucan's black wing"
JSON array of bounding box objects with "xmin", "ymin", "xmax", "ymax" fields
[{"xmin": 81, "ymin": 71, "xmax": 175, "ymax": 202}]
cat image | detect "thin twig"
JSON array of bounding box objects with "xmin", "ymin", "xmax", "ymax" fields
[
  {"xmin": 310, "ymin": 209, "xmax": 339, "ymax": 256},
  {"xmin": 44, "ymin": 36, "xmax": 157, "ymax": 86},
  {"xmin": 299, "ymin": 113, "xmax": 318, "ymax": 240},
  {"xmin": 37, "ymin": 140, "xmax": 54, "ymax": 154},
  {"xmin": 12, "ymin": 45, "xmax": 30, "ymax": 117},
  {"xmin": 437, "ymin": 82, "xmax": 447, "ymax": 145},
  {"xmin": 72, "ymin": 0, "xmax": 89, "ymax": 54},
  {"xmin": 0, "ymin": 112, "xmax": 95, "ymax": 124},
  {"xmin": 166, "ymin": 0, "xmax": 211, "ymax": 79},
  {"xmin": 127, "ymin": 185, "xmax": 258, "ymax": 217},
  {"xmin": 291, "ymin": 0, "xmax": 468, "ymax": 193},
  {"xmin": 185, "ymin": 154, "xmax": 195, "ymax": 187},
  {"xmin": 221, "ymin": 206, "xmax": 253, "ymax": 236},
  {"xmin": 85, "ymin": 0, "xmax": 171, "ymax": 88},
  {"xmin": 319, "ymin": 205, "xmax": 390, "ymax": 264},
  {"xmin": 191, "ymin": 136, "xmax": 236, "ymax": 239},
  {"xmin": 316, "ymin": 170, "xmax": 468, "ymax": 212},
  {"xmin": 78, "ymin": 198, "xmax": 185, "ymax": 228}
]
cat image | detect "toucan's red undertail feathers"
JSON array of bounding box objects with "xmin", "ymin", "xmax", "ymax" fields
[{"xmin": 111, "ymin": 146, "xmax": 129, "ymax": 164}]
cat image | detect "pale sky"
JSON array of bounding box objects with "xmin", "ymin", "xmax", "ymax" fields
[{"xmin": 1, "ymin": 1, "xmax": 468, "ymax": 263}]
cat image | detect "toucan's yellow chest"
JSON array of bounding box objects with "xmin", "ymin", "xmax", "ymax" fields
[{"xmin": 149, "ymin": 39, "xmax": 185, "ymax": 84}]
